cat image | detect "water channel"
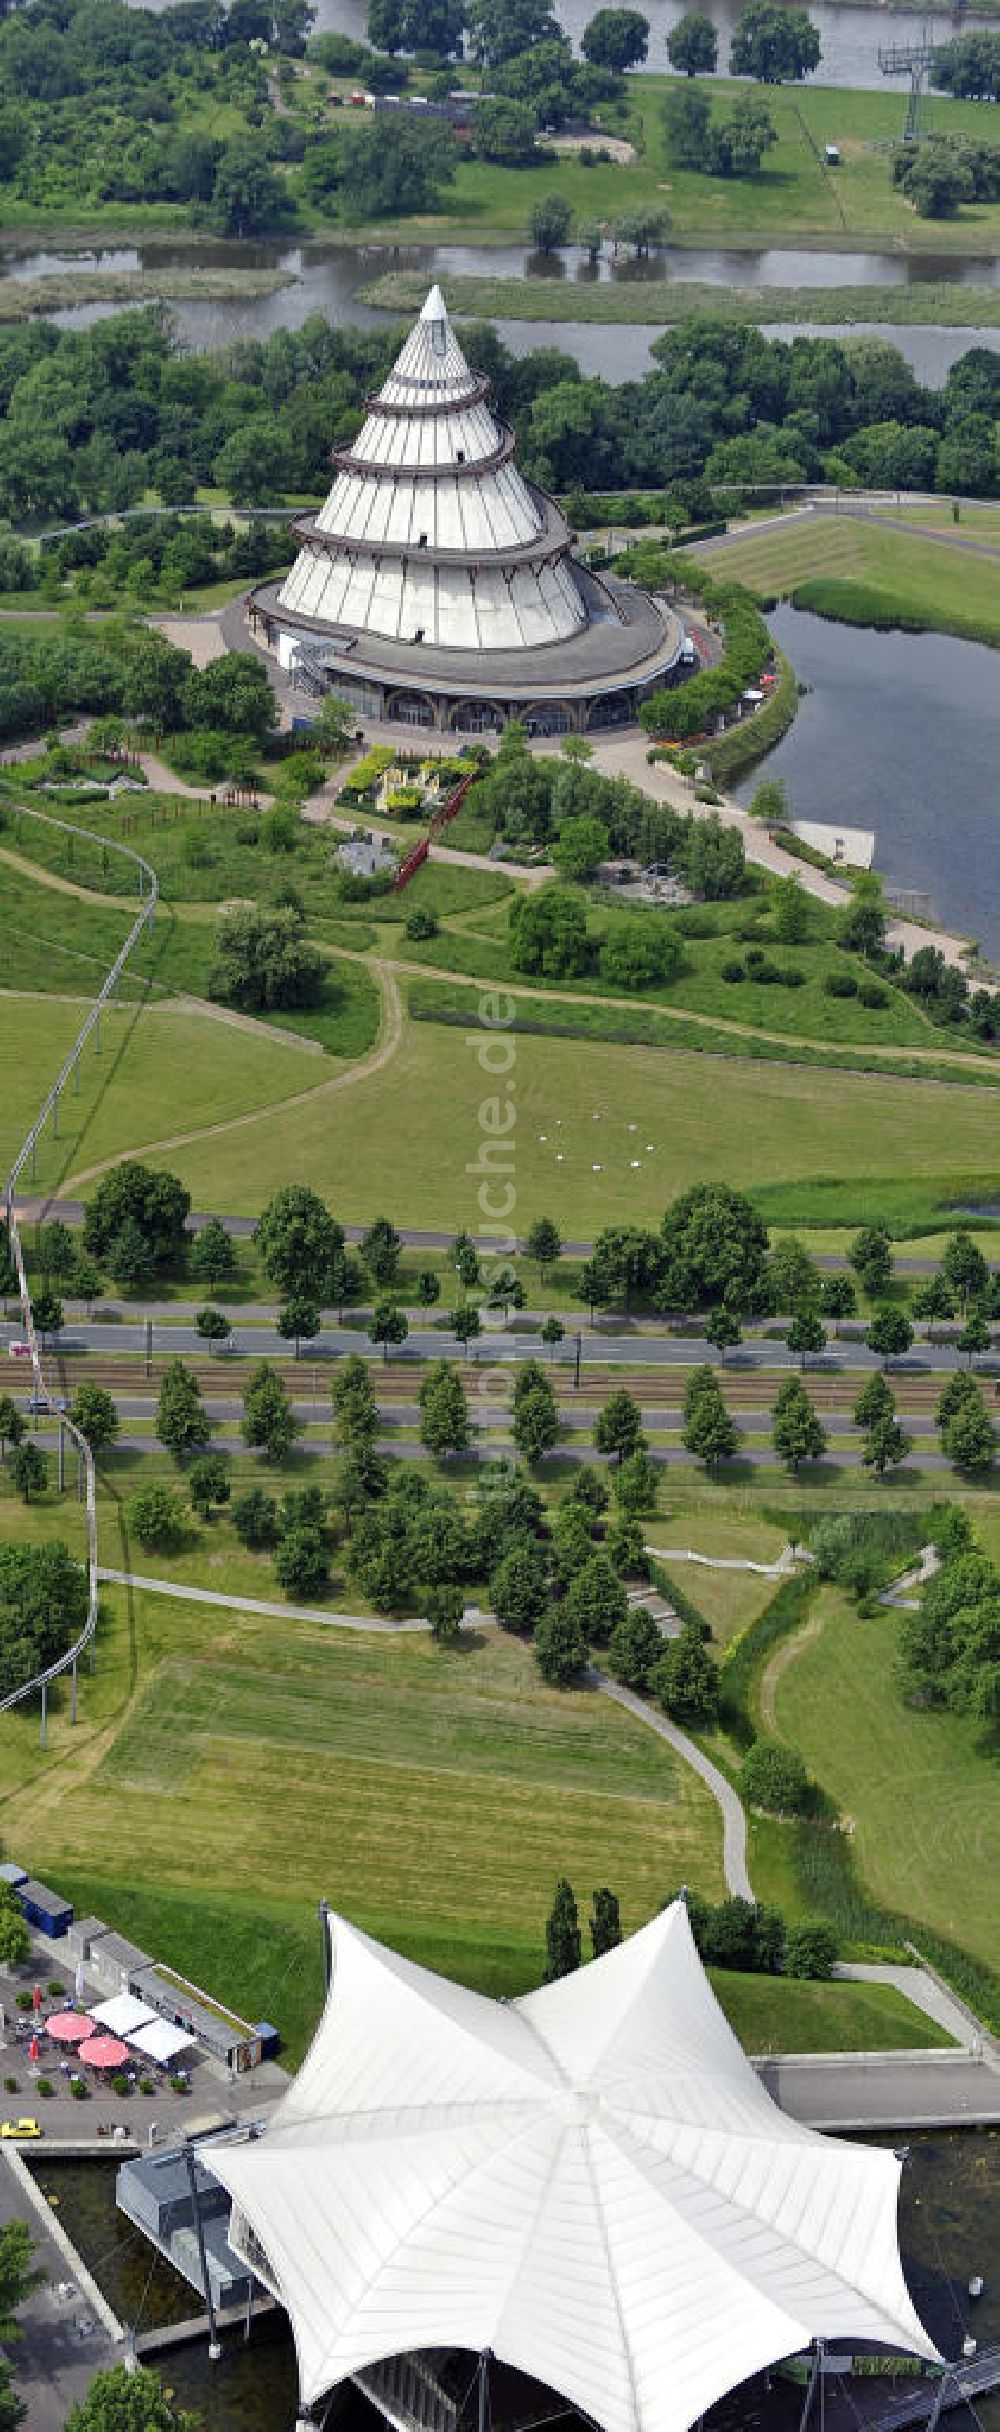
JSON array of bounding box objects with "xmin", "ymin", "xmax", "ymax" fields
[
  {"xmin": 11, "ymin": 237, "xmax": 1000, "ymax": 388},
  {"xmin": 734, "ymin": 604, "xmax": 1000, "ymax": 955},
  {"xmin": 25, "ymin": 2130, "xmax": 1000, "ymax": 2432}
]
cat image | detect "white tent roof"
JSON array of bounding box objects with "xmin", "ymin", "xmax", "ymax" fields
[
  {"xmin": 129, "ymin": 2019, "xmax": 195, "ymax": 2065},
  {"xmin": 90, "ymin": 1994, "xmax": 157, "ymax": 2036},
  {"xmin": 212, "ymin": 1904, "xmax": 937, "ymax": 2432}
]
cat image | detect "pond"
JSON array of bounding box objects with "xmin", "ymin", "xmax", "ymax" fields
[
  {"xmin": 26, "ymin": 2129, "xmax": 1000, "ymax": 2432},
  {"xmin": 734, "ymin": 603, "xmax": 1000, "ymax": 957}
]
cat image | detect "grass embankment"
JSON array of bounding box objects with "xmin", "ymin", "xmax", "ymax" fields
[
  {"xmin": 0, "ymin": 269, "xmax": 294, "ymax": 324},
  {"xmin": 157, "ymin": 1015, "xmax": 1000, "ymax": 1233},
  {"xmin": 360, "ymin": 271, "xmax": 1000, "ymax": 331},
  {"xmin": 771, "ymin": 1584, "xmax": 1000, "ymax": 1983},
  {"xmin": 1, "ymin": 1587, "xmax": 724, "ymax": 2058},
  {"xmin": 690, "ymin": 516, "xmax": 1000, "ymax": 650}
]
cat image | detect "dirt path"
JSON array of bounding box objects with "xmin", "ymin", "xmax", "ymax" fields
[
  {"xmin": 58, "ymin": 961, "xmax": 404, "ymax": 1196},
  {"xmin": 759, "ymin": 1606, "xmax": 826, "ymax": 1733}
]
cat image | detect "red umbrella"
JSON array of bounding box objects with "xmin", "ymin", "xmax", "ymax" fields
[
  {"xmin": 47, "ymin": 2012, "xmax": 95, "ymax": 2045},
  {"xmin": 77, "ymin": 2035, "xmax": 129, "ymax": 2070},
  {"xmin": 32, "ymin": 1985, "xmax": 41, "ymax": 2013},
  {"xmin": 28, "ymin": 2038, "xmax": 39, "ymax": 2064}
]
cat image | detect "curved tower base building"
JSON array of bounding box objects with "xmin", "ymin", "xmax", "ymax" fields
[{"xmin": 249, "ymin": 287, "xmax": 686, "ymax": 736}]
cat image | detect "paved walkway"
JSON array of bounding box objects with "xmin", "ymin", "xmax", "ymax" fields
[
  {"xmin": 835, "ymin": 1963, "xmax": 988, "ymax": 2052},
  {"xmin": 593, "ymin": 1669, "xmax": 753, "ymax": 1901},
  {"xmin": 96, "ymin": 1566, "xmax": 489, "ymax": 1637},
  {"xmin": 0, "ymin": 2149, "xmax": 119, "ymax": 2432}
]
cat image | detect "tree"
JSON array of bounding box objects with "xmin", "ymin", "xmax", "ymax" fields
[
  {"xmin": 653, "ymin": 1624, "xmax": 720, "ymax": 1723},
  {"xmin": 189, "ymin": 1219, "xmax": 236, "ymax": 1287},
  {"xmin": 866, "ymin": 1305, "xmax": 914, "ymax": 1369},
  {"xmin": 0, "ymin": 1889, "xmax": 30, "ymax": 1970},
  {"xmin": 666, "ymin": 10, "xmax": 717, "ymax": 72},
  {"xmin": 210, "ymin": 904, "xmax": 324, "ymax": 1014},
  {"xmin": 254, "ymin": 1186, "xmax": 343, "ymax": 1304},
  {"xmin": 839, "ymin": 872, "xmax": 886, "ymax": 961},
  {"xmin": 590, "ymin": 1885, "xmax": 622, "ymax": 1956},
  {"xmin": 582, "ymin": 5, "xmax": 648, "ymax": 66},
  {"xmin": 510, "ymin": 887, "xmax": 590, "ymax": 979},
  {"xmin": 38, "ymin": 1219, "xmax": 76, "ymax": 1281},
  {"xmin": 0, "ymin": 1396, "xmax": 25, "ymax": 1463},
  {"xmin": 108, "ymin": 1220, "xmax": 154, "ymax": 1294},
  {"xmin": 821, "ymin": 1273, "xmax": 856, "ymax": 1321},
  {"xmin": 156, "ymin": 1359, "xmax": 210, "ymax": 1459},
  {"xmin": 242, "ymin": 1362, "xmax": 299, "ymax": 1460},
  {"xmin": 565, "ymin": 1553, "xmax": 628, "ymax": 1648},
  {"xmin": 416, "ymin": 1270, "xmax": 441, "ymax": 1309},
  {"xmin": 658, "ymin": 1183, "xmax": 769, "ymax": 1313},
  {"xmin": 527, "ymin": 1218, "xmax": 562, "ymax": 1281},
  {"xmin": 362, "ymin": 1217, "xmax": 401, "ymax": 1289},
  {"xmin": 30, "ymin": 1290, "xmax": 62, "ymax": 1343},
  {"xmin": 369, "ymin": 1299, "xmax": 409, "ymax": 1365},
  {"xmin": 594, "ymin": 1388, "xmax": 645, "ymax": 1464},
  {"xmin": 65, "ymin": 2365, "xmax": 193, "ymax": 2432},
  {"xmin": 771, "ymin": 1375, "xmax": 826, "ymax": 1472},
  {"xmin": 466, "ymin": 0, "xmax": 559, "ymax": 68},
  {"xmin": 68, "ymin": 1383, "xmax": 118, "ymax": 1454},
  {"xmin": 551, "ymin": 1503, "xmax": 595, "ymax": 1590},
  {"xmin": 232, "ymin": 1485, "xmax": 280, "ymax": 1549},
  {"xmin": 772, "ymin": 875, "xmax": 809, "ymax": 943},
  {"xmin": 739, "ymin": 1739, "xmax": 809, "ymax": 1813},
  {"xmin": 454, "ymin": 1236, "xmax": 482, "ymax": 1292},
  {"xmin": 862, "ymin": 1403, "xmax": 911, "ymax": 1480},
  {"xmin": 786, "ymin": 1308, "xmax": 826, "ymax": 1369},
  {"xmin": 899, "ymin": 143, "xmax": 974, "ymax": 219},
  {"xmin": 490, "ymin": 1540, "xmax": 548, "ymax": 1637},
  {"xmin": 209, "ymin": 138, "xmax": 289, "ymax": 237},
  {"xmin": 275, "ymin": 1526, "xmax": 330, "ymax": 1600},
  {"xmin": 729, "ymin": 1, "xmax": 820, "ymax": 80},
  {"xmin": 277, "ymin": 1297, "xmax": 321, "ymax": 1359},
  {"xmin": 705, "ymin": 1304, "xmax": 742, "ymax": 1365},
  {"xmin": 608, "ymin": 1603, "xmax": 663, "ymax": 1690},
  {"xmin": 449, "ymin": 1304, "xmax": 483, "ymax": 1361},
  {"xmin": 528, "ymin": 194, "xmax": 573, "ymax": 254},
  {"xmin": 128, "ymin": 1481, "xmax": 185, "ymax": 1550},
  {"xmin": 333, "ymin": 1354, "xmax": 379, "ymax": 1448},
  {"xmin": 706, "ymin": 87, "xmax": 777, "ymax": 174},
  {"xmin": 188, "ymin": 1454, "xmax": 231, "ymax": 1519},
  {"xmin": 535, "ymin": 1602, "xmax": 589, "ymax": 1686},
  {"xmin": 682, "ymin": 1366, "xmax": 739, "ymax": 1470},
  {"xmin": 425, "ymin": 1584, "xmax": 465, "ymax": 1646},
  {"xmin": 612, "ymin": 1447, "xmax": 658, "ymax": 1517},
  {"xmin": 941, "ymin": 1229, "xmax": 989, "ymax": 1312},
  {"xmin": 195, "ymin": 1307, "xmax": 232, "ymax": 1351},
  {"xmin": 10, "ymin": 1441, "xmax": 46, "ymax": 1503},
  {"xmin": 0, "ymin": 1540, "xmax": 87, "ymax": 1698},
  {"xmin": 940, "ymin": 1382, "xmax": 996, "ymax": 1477},
  {"xmin": 419, "ymin": 1361, "xmax": 470, "ymax": 1458},
  {"xmin": 784, "ymin": 1922, "xmax": 839, "ymax": 1980},
  {"xmin": 544, "ymin": 1877, "xmax": 582, "ymax": 1980},
  {"xmin": 83, "ymin": 1162, "xmax": 190, "ymax": 1274},
  {"xmin": 540, "ymin": 1316, "xmax": 565, "ymax": 1363},
  {"xmin": 852, "ymin": 1371, "xmax": 894, "ymax": 1432},
  {"xmin": 488, "ymin": 1267, "xmax": 526, "ymax": 1323},
  {"xmin": 849, "ymin": 1224, "xmax": 893, "ymax": 1297}
]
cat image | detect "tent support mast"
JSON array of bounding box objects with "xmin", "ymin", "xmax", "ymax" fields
[{"xmin": 799, "ymin": 2339, "xmax": 825, "ymax": 2432}]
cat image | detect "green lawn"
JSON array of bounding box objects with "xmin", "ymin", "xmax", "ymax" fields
[
  {"xmin": 710, "ymin": 1970, "xmax": 953, "ymax": 2055},
  {"xmin": 380, "ymin": 75, "xmax": 1000, "ymax": 251},
  {"xmin": 770, "ymin": 1584, "xmax": 1000, "ymax": 1974},
  {"xmin": 148, "ymin": 1018, "xmax": 1000, "ymax": 1233},
  {"xmin": 2, "ymin": 1590, "xmax": 725, "ymax": 2058},
  {"xmin": 691, "ymin": 517, "xmax": 1000, "ymax": 649},
  {"xmin": 361, "ymin": 270, "xmax": 1000, "ymax": 331},
  {"xmin": 0, "ymin": 996, "xmax": 326, "ymax": 1193}
]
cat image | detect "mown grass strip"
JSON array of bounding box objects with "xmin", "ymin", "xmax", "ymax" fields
[{"xmin": 357, "ymin": 272, "xmax": 1000, "ymax": 331}]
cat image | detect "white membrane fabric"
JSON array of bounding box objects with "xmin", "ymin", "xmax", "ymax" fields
[{"xmin": 212, "ymin": 1902, "xmax": 938, "ymax": 2432}]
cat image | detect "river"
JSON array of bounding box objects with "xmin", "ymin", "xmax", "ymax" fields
[
  {"xmin": 25, "ymin": 2130, "xmax": 1000, "ymax": 2432},
  {"xmin": 11, "ymin": 237, "xmax": 1000, "ymax": 387},
  {"xmin": 734, "ymin": 603, "xmax": 1000, "ymax": 956},
  {"xmin": 128, "ymin": 0, "xmax": 1000, "ymax": 92}
]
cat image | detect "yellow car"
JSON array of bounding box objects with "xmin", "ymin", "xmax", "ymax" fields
[{"xmin": 0, "ymin": 2119, "xmax": 41, "ymax": 2139}]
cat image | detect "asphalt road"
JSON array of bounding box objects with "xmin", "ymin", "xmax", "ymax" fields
[{"xmin": 755, "ymin": 2054, "xmax": 1000, "ymax": 2131}]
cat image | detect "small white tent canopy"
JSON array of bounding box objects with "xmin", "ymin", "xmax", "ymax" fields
[
  {"xmin": 130, "ymin": 2019, "xmax": 195, "ymax": 2066},
  {"xmin": 90, "ymin": 1995, "xmax": 156, "ymax": 2037},
  {"xmin": 212, "ymin": 1902, "xmax": 937, "ymax": 2432}
]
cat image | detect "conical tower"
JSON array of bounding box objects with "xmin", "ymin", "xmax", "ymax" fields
[
  {"xmin": 251, "ymin": 286, "xmax": 686, "ymax": 735},
  {"xmin": 278, "ymin": 286, "xmax": 586, "ymax": 653}
]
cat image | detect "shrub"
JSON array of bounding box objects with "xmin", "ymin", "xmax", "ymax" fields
[
  {"xmin": 15, "ymin": 1993, "xmax": 32, "ymax": 2012},
  {"xmin": 3, "ymin": 2076, "xmax": 17, "ymax": 2093},
  {"xmin": 780, "ymin": 967, "xmax": 807, "ymax": 988},
  {"xmin": 858, "ymin": 980, "xmax": 889, "ymax": 1009},
  {"xmin": 112, "ymin": 2073, "xmax": 130, "ymax": 2096},
  {"xmin": 824, "ymin": 970, "xmax": 858, "ymax": 998},
  {"xmin": 70, "ymin": 2078, "xmax": 88, "ymax": 2100},
  {"xmin": 784, "ymin": 1921, "xmax": 839, "ymax": 1979},
  {"xmin": 46, "ymin": 1980, "xmax": 63, "ymax": 1997},
  {"xmin": 139, "ymin": 2077, "xmax": 156, "ymax": 2095},
  {"xmin": 740, "ymin": 1738, "xmax": 810, "ymax": 1815},
  {"xmin": 37, "ymin": 2077, "xmax": 53, "ymax": 2097},
  {"xmin": 721, "ymin": 958, "xmax": 745, "ymax": 983}
]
